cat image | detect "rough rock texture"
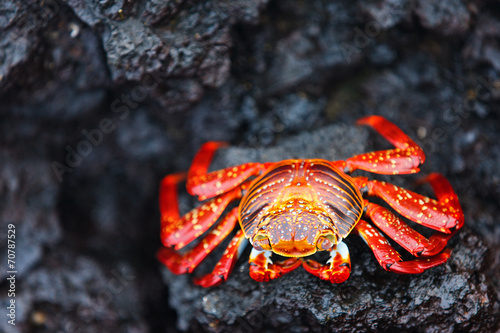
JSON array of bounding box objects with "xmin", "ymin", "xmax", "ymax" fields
[{"xmin": 1, "ymin": 0, "xmax": 499, "ymax": 332}]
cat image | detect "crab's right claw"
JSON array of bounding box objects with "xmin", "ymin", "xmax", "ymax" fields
[
  {"xmin": 248, "ymin": 249, "xmax": 302, "ymax": 282},
  {"xmin": 302, "ymin": 241, "xmax": 351, "ymax": 284}
]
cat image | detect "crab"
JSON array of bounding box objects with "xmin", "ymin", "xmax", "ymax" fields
[{"xmin": 157, "ymin": 116, "xmax": 464, "ymax": 287}]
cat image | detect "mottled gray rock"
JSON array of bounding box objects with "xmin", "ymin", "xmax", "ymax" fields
[
  {"xmin": 463, "ymin": 13, "xmax": 500, "ymax": 103},
  {"xmin": 211, "ymin": 121, "xmax": 368, "ymax": 168},
  {"xmin": 65, "ymin": 0, "xmax": 267, "ymax": 109},
  {"xmin": 0, "ymin": 0, "xmax": 55, "ymax": 86},
  {"xmin": 0, "ymin": 150, "xmax": 61, "ymax": 281},
  {"xmin": 104, "ymin": 18, "xmax": 167, "ymax": 82},
  {"xmin": 261, "ymin": 1, "xmax": 363, "ymax": 95},
  {"xmin": 361, "ymin": 0, "xmax": 412, "ymax": 29},
  {"xmin": 1, "ymin": 1, "xmax": 109, "ymax": 120},
  {"xmin": 415, "ymin": 0, "xmax": 471, "ymax": 36},
  {"xmin": 3, "ymin": 251, "xmax": 144, "ymax": 333}
]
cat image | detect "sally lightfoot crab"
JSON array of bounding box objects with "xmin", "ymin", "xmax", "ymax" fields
[{"xmin": 157, "ymin": 116, "xmax": 464, "ymax": 287}]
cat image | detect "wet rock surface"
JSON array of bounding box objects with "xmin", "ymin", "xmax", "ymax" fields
[{"xmin": 1, "ymin": 0, "xmax": 499, "ymax": 332}]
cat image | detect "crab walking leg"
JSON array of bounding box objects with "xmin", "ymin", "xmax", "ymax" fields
[
  {"xmin": 187, "ymin": 162, "xmax": 269, "ymax": 201},
  {"xmin": 353, "ymin": 175, "xmax": 462, "ymax": 233},
  {"xmin": 248, "ymin": 249, "xmax": 302, "ymax": 282},
  {"xmin": 185, "ymin": 141, "xmax": 272, "ymax": 200},
  {"xmin": 193, "ymin": 229, "xmax": 248, "ymax": 287},
  {"xmin": 365, "ymin": 202, "xmax": 452, "ymax": 257},
  {"xmin": 416, "ymin": 173, "xmax": 464, "ymax": 230},
  {"xmin": 160, "ymin": 174, "xmax": 242, "ymax": 250},
  {"xmin": 344, "ymin": 115, "xmax": 425, "ymax": 175},
  {"xmin": 355, "ymin": 220, "xmax": 451, "ymax": 274},
  {"xmin": 187, "ymin": 141, "xmax": 229, "ymax": 179},
  {"xmin": 159, "ymin": 172, "xmax": 188, "ymax": 225},
  {"xmin": 157, "ymin": 207, "xmax": 239, "ymax": 274},
  {"xmin": 302, "ymin": 241, "xmax": 351, "ymax": 283}
]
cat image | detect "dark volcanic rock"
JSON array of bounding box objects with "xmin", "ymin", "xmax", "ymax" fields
[
  {"xmin": 1, "ymin": 1, "xmax": 109, "ymax": 120},
  {"xmin": 65, "ymin": 0, "xmax": 268, "ymax": 110},
  {"xmin": 0, "ymin": 149, "xmax": 61, "ymax": 282},
  {"xmin": 17, "ymin": 250, "xmax": 144, "ymax": 333},
  {"xmin": 415, "ymin": 0, "xmax": 471, "ymax": 36}
]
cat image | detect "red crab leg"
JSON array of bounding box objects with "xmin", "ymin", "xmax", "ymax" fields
[
  {"xmin": 302, "ymin": 241, "xmax": 351, "ymax": 284},
  {"xmin": 187, "ymin": 162, "xmax": 268, "ymax": 200},
  {"xmin": 186, "ymin": 141, "xmax": 271, "ymax": 200},
  {"xmin": 365, "ymin": 202, "xmax": 451, "ymax": 257},
  {"xmin": 416, "ymin": 173, "xmax": 464, "ymax": 230},
  {"xmin": 248, "ymin": 249, "xmax": 302, "ymax": 282},
  {"xmin": 193, "ymin": 229, "xmax": 248, "ymax": 287},
  {"xmin": 187, "ymin": 141, "xmax": 229, "ymax": 179},
  {"xmin": 159, "ymin": 172, "xmax": 187, "ymax": 225},
  {"xmin": 353, "ymin": 174, "xmax": 462, "ymax": 233},
  {"xmin": 355, "ymin": 220, "xmax": 451, "ymax": 274},
  {"xmin": 159, "ymin": 174, "xmax": 242, "ymax": 250},
  {"xmin": 157, "ymin": 207, "xmax": 239, "ymax": 274},
  {"xmin": 344, "ymin": 115, "xmax": 425, "ymax": 175}
]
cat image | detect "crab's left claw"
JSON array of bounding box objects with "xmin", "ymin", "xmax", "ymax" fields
[
  {"xmin": 302, "ymin": 241, "xmax": 351, "ymax": 284},
  {"xmin": 248, "ymin": 249, "xmax": 302, "ymax": 282}
]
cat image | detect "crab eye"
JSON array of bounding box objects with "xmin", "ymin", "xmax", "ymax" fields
[
  {"xmin": 253, "ymin": 234, "xmax": 271, "ymax": 251},
  {"xmin": 317, "ymin": 234, "xmax": 336, "ymax": 251}
]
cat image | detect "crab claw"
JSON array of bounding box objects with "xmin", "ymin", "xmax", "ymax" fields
[
  {"xmin": 302, "ymin": 241, "xmax": 351, "ymax": 284},
  {"xmin": 302, "ymin": 261, "xmax": 351, "ymax": 284},
  {"xmin": 249, "ymin": 249, "xmax": 302, "ymax": 282}
]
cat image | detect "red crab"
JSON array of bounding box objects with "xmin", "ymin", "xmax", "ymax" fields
[{"xmin": 157, "ymin": 116, "xmax": 464, "ymax": 287}]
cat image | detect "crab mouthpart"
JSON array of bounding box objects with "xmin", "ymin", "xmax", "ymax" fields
[{"xmin": 270, "ymin": 238, "xmax": 318, "ymax": 257}]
